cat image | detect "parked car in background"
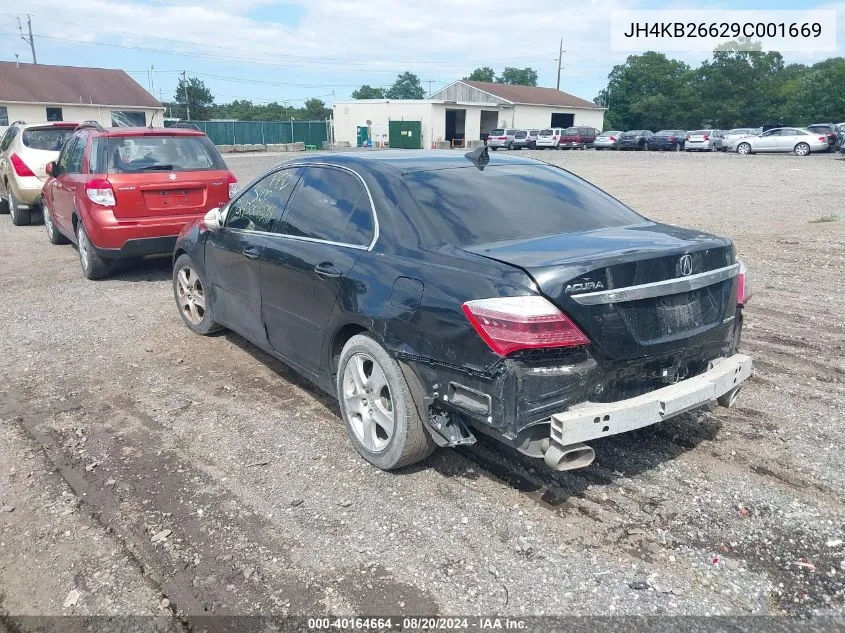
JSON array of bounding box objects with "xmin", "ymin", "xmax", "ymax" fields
[
  {"xmin": 838, "ymin": 123, "xmax": 845, "ymax": 153},
  {"xmin": 558, "ymin": 126, "xmax": 600, "ymax": 150},
  {"xmin": 42, "ymin": 123, "xmax": 237, "ymax": 280},
  {"xmin": 593, "ymin": 131, "xmax": 622, "ymax": 150},
  {"xmin": 172, "ymin": 148, "xmax": 752, "ymax": 472},
  {"xmin": 510, "ymin": 130, "xmax": 533, "ymax": 150},
  {"xmin": 617, "ymin": 130, "xmax": 653, "ymax": 150},
  {"xmin": 535, "ymin": 128, "xmax": 564, "ymax": 149},
  {"xmin": 0, "ymin": 120, "xmax": 79, "ymax": 226},
  {"xmin": 685, "ymin": 130, "xmax": 723, "ymax": 152},
  {"xmin": 527, "ymin": 129, "xmax": 540, "ymax": 149},
  {"xmin": 719, "ymin": 129, "xmax": 758, "ymax": 152},
  {"xmin": 734, "ymin": 127, "xmax": 828, "ymax": 156},
  {"xmin": 487, "ymin": 129, "xmax": 519, "ymax": 150},
  {"xmin": 806, "ymin": 123, "xmax": 839, "ymax": 152},
  {"xmin": 647, "ymin": 130, "xmax": 686, "ymax": 151}
]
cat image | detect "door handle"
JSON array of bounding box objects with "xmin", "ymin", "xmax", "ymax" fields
[
  {"xmin": 314, "ymin": 262, "xmax": 342, "ymax": 279},
  {"xmin": 242, "ymin": 246, "xmax": 261, "ymax": 260}
]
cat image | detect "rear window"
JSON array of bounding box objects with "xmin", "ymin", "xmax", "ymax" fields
[
  {"xmin": 490, "ymin": 129, "xmax": 505, "ymax": 136},
  {"xmin": 91, "ymin": 135, "xmax": 226, "ymax": 174},
  {"xmin": 404, "ymin": 165, "xmax": 645, "ymax": 246},
  {"xmin": 622, "ymin": 130, "xmax": 644, "ymax": 136},
  {"xmin": 539, "ymin": 129, "xmax": 553, "ymax": 135},
  {"xmin": 22, "ymin": 127, "xmax": 76, "ymax": 151},
  {"xmin": 514, "ymin": 131, "xmax": 527, "ymax": 138}
]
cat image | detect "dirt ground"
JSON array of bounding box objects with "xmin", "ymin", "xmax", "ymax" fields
[{"xmin": 1, "ymin": 149, "xmax": 843, "ymax": 623}]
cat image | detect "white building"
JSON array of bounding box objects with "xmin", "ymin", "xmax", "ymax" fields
[
  {"xmin": 333, "ymin": 79, "xmax": 605, "ymax": 149},
  {"xmin": 0, "ymin": 62, "xmax": 164, "ymax": 132}
]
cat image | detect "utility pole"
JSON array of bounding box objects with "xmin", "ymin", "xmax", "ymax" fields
[
  {"xmin": 427, "ymin": 80, "xmax": 433, "ymax": 98},
  {"xmin": 181, "ymin": 71, "xmax": 190, "ymax": 120},
  {"xmin": 18, "ymin": 14, "xmax": 37, "ymax": 64},
  {"xmin": 555, "ymin": 38, "xmax": 565, "ymax": 90}
]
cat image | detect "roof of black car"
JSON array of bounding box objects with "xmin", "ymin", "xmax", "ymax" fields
[{"xmin": 282, "ymin": 150, "xmax": 539, "ymax": 173}]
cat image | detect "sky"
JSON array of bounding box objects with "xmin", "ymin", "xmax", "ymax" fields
[{"xmin": 1, "ymin": 0, "xmax": 843, "ymax": 109}]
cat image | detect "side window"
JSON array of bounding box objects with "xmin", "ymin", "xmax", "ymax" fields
[
  {"xmin": 280, "ymin": 167, "xmax": 374, "ymax": 246},
  {"xmin": 65, "ymin": 136, "xmax": 87, "ymax": 173},
  {"xmin": 0, "ymin": 126, "xmax": 18, "ymax": 153},
  {"xmin": 764, "ymin": 130, "xmax": 781, "ymax": 137},
  {"xmin": 226, "ymin": 167, "xmax": 302, "ymax": 232},
  {"xmin": 57, "ymin": 136, "xmax": 78, "ymax": 171}
]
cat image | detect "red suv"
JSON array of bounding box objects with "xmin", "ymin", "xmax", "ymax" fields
[{"xmin": 42, "ymin": 123, "xmax": 236, "ymax": 279}]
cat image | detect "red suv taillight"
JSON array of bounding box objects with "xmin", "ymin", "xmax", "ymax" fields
[
  {"xmin": 10, "ymin": 153, "xmax": 35, "ymax": 177},
  {"xmin": 86, "ymin": 178, "xmax": 116, "ymax": 206},
  {"xmin": 462, "ymin": 296, "xmax": 589, "ymax": 356},
  {"xmin": 227, "ymin": 172, "xmax": 238, "ymax": 199},
  {"xmin": 737, "ymin": 261, "xmax": 752, "ymax": 306}
]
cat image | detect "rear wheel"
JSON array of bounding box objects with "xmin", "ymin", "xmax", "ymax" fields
[
  {"xmin": 76, "ymin": 221, "xmax": 111, "ymax": 280},
  {"xmin": 337, "ymin": 334, "xmax": 436, "ymax": 470},
  {"xmin": 43, "ymin": 202, "xmax": 68, "ymax": 245},
  {"xmin": 0, "ymin": 191, "xmax": 8, "ymax": 214},
  {"xmin": 794, "ymin": 142, "xmax": 810, "ymax": 156},
  {"xmin": 9, "ymin": 192, "xmax": 31, "ymax": 226},
  {"xmin": 507, "ymin": 141, "xmax": 514, "ymax": 150},
  {"xmin": 737, "ymin": 143, "xmax": 752, "ymax": 155}
]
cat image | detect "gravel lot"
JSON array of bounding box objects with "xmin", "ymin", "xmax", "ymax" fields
[{"xmin": 1, "ymin": 149, "xmax": 843, "ymax": 622}]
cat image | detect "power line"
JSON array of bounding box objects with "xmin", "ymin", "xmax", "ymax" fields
[{"xmin": 17, "ymin": 14, "xmax": 36, "ymax": 63}]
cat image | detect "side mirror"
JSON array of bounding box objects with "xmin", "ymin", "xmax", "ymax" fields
[
  {"xmin": 46, "ymin": 161, "xmax": 56, "ymax": 176},
  {"xmin": 203, "ymin": 207, "xmax": 223, "ymax": 232}
]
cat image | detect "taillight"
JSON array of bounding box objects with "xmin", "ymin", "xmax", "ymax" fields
[
  {"xmin": 462, "ymin": 296, "xmax": 589, "ymax": 356},
  {"xmin": 819, "ymin": 136, "xmax": 827, "ymax": 142},
  {"xmin": 227, "ymin": 172, "xmax": 238, "ymax": 199},
  {"xmin": 737, "ymin": 261, "xmax": 752, "ymax": 306},
  {"xmin": 703, "ymin": 135, "xmax": 710, "ymax": 141},
  {"xmin": 668, "ymin": 136, "xmax": 676, "ymax": 141},
  {"xmin": 609, "ymin": 136, "xmax": 616, "ymax": 141},
  {"xmin": 10, "ymin": 153, "xmax": 35, "ymax": 177},
  {"xmin": 85, "ymin": 178, "xmax": 116, "ymax": 206}
]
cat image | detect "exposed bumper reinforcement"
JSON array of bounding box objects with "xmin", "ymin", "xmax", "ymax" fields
[{"xmin": 550, "ymin": 353, "xmax": 752, "ymax": 448}]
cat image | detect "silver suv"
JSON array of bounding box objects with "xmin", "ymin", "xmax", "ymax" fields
[{"xmin": 487, "ymin": 128, "xmax": 518, "ymax": 150}]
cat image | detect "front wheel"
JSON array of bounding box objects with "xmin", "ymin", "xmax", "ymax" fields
[
  {"xmin": 736, "ymin": 143, "xmax": 752, "ymax": 155},
  {"xmin": 794, "ymin": 142, "xmax": 810, "ymax": 156},
  {"xmin": 43, "ymin": 202, "xmax": 68, "ymax": 244},
  {"xmin": 173, "ymin": 254, "xmax": 222, "ymax": 335},
  {"xmin": 76, "ymin": 221, "xmax": 111, "ymax": 280},
  {"xmin": 338, "ymin": 334, "xmax": 436, "ymax": 470}
]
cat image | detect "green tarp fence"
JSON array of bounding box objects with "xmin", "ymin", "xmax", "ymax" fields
[{"xmin": 164, "ymin": 120, "xmax": 328, "ymax": 147}]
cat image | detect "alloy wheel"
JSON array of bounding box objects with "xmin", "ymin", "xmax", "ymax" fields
[
  {"xmin": 77, "ymin": 225, "xmax": 90, "ymax": 271},
  {"xmin": 43, "ymin": 204, "xmax": 54, "ymax": 237},
  {"xmin": 175, "ymin": 265, "xmax": 207, "ymax": 325},
  {"xmin": 737, "ymin": 143, "xmax": 751, "ymax": 155},
  {"xmin": 794, "ymin": 143, "xmax": 810, "ymax": 156},
  {"xmin": 342, "ymin": 352, "xmax": 395, "ymax": 453}
]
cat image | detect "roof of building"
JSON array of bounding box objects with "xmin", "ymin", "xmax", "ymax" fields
[
  {"xmin": 0, "ymin": 62, "xmax": 162, "ymax": 108},
  {"xmin": 459, "ymin": 80, "xmax": 602, "ymax": 109}
]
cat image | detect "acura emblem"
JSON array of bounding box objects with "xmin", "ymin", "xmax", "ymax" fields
[
  {"xmin": 168, "ymin": 173, "xmax": 177, "ymax": 181},
  {"xmin": 678, "ymin": 254, "xmax": 693, "ymax": 276}
]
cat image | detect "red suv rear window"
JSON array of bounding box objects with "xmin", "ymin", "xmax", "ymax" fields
[{"xmin": 90, "ymin": 135, "xmax": 226, "ymax": 174}]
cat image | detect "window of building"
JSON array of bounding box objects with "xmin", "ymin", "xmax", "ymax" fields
[
  {"xmin": 0, "ymin": 106, "xmax": 8, "ymax": 126},
  {"xmin": 111, "ymin": 111, "xmax": 146, "ymax": 127},
  {"xmin": 46, "ymin": 107, "xmax": 63, "ymax": 122}
]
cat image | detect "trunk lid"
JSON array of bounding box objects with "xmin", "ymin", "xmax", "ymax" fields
[
  {"xmin": 461, "ymin": 223, "xmax": 737, "ymax": 360},
  {"xmin": 108, "ymin": 170, "xmax": 231, "ymax": 219}
]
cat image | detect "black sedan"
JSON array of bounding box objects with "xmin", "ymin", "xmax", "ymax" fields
[
  {"xmin": 172, "ymin": 150, "xmax": 752, "ymax": 472},
  {"xmin": 617, "ymin": 130, "xmax": 653, "ymax": 150},
  {"xmin": 647, "ymin": 130, "xmax": 686, "ymax": 151}
]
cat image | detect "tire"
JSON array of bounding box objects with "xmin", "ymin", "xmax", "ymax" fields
[
  {"xmin": 490, "ymin": 147, "xmax": 497, "ymax": 151},
  {"xmin": 337, "ymin": 334, "xmax": 436, "ymax": 470},
  {"xmin": 173, "ymin": 253, "xmax": 222, "ymax": 335},
  {"xmin": 507, "ymin": 142, "xmax": 514, "ymax": 150},
  {"xmin": 794, "ymin": 142, "xmax": 810, "ymax": 156},
  {"xmin": 76, "ymin": 221, "xmax": 111, "ymax": 280},
  {"xmin": 43, "ymin": 202, "xmax": 68, "ymax": 245},
  {"xmin": 9, "ymin": 192, "xmax": 31, "ymax": 226},
  {"xmin": 0, "ymin": 192, "xmax": 8, "ymax": 215},
  {"xmin": 737, "ymin": 143, "xmax": 752, "ymax": 155}
]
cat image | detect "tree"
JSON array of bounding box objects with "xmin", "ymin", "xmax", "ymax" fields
[
  {"xmin": 598, "ymin": 52, "xmax": 697, "ymax": 130},
  {"xmin": 464, "ymin": 67, "xmax": 496, "ymax": 82},
  {"xmin": 351, "ymin": 84, "xmax": 386, "ymax": 99},
  {"xmin": 303, "ymin": 98, "xmax": 331, "ymax": 120},
  {"xmin": 174, "ymin": 76, "xmax": 214, "ymax": 121},
  {"xmin": 385, "ymin": 72, "xmax": 425, "ymax": 99},
  {"xmin": 496, "ymin": 67, "xmax": 538, "ymax": 86},
  {"xmin": 788, "ymin": 57, "xmax": 845, "ymax": 123}
]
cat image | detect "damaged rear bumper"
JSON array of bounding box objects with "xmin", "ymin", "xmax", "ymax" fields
[{"xmin": 544, "ymin": 353, "xmax": 751, "ymax": 468}]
